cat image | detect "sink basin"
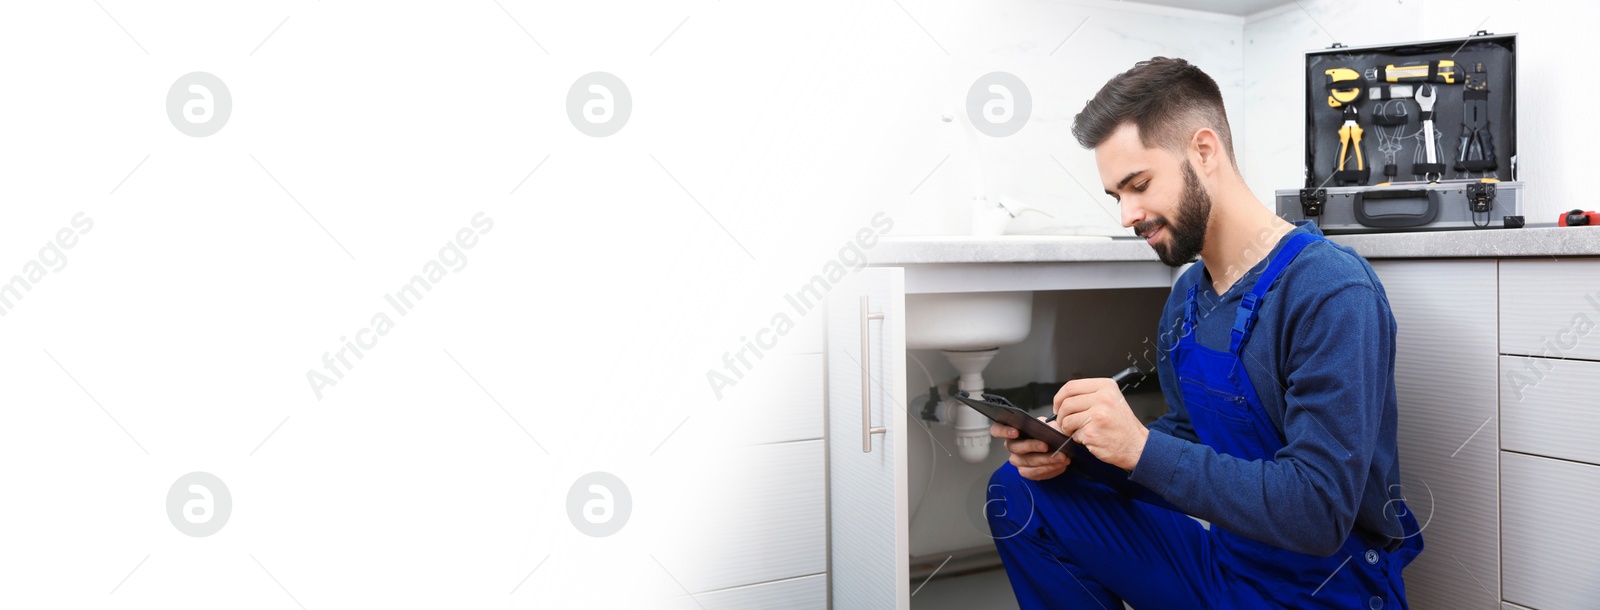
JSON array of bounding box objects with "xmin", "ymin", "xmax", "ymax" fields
[{"xmin": 904, "ymin": 291, "xmax": 1033, "ymax": 351}]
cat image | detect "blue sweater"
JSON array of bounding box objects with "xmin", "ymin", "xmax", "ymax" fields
[{"xmin": 1128, "ymin": 221, "xmax": 1409, "ymax": 557}]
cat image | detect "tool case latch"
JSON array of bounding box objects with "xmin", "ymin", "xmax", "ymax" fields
[
  {"xmin": 1327, "ymin": 42, "xmax": 1346, "ymax": 49},
  {"xmin": 1473, "ymin": 30, "xmax": 1493, "ymax": 37},
  {"xmin": 1299, "ymin": 188, "xmax": 1327, "ymax": 217},
  {"xmin": 1466, "ymin": 182, "xmax": 1496, "ymax": 213}
]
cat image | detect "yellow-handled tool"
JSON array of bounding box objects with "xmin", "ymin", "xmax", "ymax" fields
[
  {"xmin": 1366, "ymin": 60, "xmax": 1459, "ymax": 84},
  {"xmin": 1338, "ymin": 111, "xmax": 1365, "ymax": 172},
  {"xmin": 1325, "ymin": 67, "xmax": 1363, "ymax": 107}
]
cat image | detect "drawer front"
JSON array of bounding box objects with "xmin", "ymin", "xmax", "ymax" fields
[
  {"xmin": 718, "ymin": 353, "xmax": 824, "ymax": 445},
  {"xmin": 1501, "ymin": 452, "xmax": 1600, "ymax": 609},
  {"xmin": 648, "ymin": 440, "xmax": 825, "ymax": 594},
  {"xmin": 1501, "ymin": 356, "xmax": 1600, "ymax": 465},
  {"xmin": 1499, "ymin": 259, "xmax": 1600, "ymax": 361},
  {"xmin": 662, "ymin": 574, "xmax": 825, "ymax": 610}
]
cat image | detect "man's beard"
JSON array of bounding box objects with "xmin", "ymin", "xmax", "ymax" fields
[{"xmin": 1136, "ymin": 161, "xmax": 1212, "ymax": 268}]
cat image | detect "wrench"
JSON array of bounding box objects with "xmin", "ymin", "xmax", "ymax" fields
[{"xmin": 1415, "ymin": 84, "xmax": 1441, "ymax": 181}]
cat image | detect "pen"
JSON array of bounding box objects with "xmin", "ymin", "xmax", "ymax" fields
[{"xmin": 1044, "ymin": 366, "xmax": 1141, "ymax": 424}]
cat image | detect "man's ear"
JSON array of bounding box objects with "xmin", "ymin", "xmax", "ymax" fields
[{"xmin": 1189, "ymin": 127, "xmax": 1227, "ymax": 176}]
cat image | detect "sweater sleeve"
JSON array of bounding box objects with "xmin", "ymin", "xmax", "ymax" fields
[{"xmin": 1129, "ymin": 283, "xmax": 1386, "ymax": 556}]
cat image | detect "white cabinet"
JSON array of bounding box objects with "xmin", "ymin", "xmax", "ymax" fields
[
  {"xmin": 826, "ymin": 268, "xmax": 911, "ymax": 609},
  {"xmin": 1371, "ymin": 260, "xmax": 1500, "ymax": 609},
  {"xmin": 1496, "ymin": 257, "xmax": 1600, "ymax": 610},
  {"xmin": 807, "ymin": 252, "xmax": 1598, "ymax": 610},
  {"xmin": 1371, "ymin": 257, "xmax": 1600, "ymax": 610}
]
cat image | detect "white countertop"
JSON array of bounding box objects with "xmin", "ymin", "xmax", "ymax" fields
[
  {"xmin": 1326, "ymin": 225, "xmax": 1600, "ymax": 259},
  {"xmin": 870, "ymin": 235, "xmax": 1157, "ymax": 264},
  {"xmin": 870, "ymin": 226, "xmax": 1600, "ymax": 265}
]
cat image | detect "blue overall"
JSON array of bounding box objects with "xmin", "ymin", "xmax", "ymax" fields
[{"xmin": 988, "ymin": 232, "xmax": 1423, "ymax": 609}]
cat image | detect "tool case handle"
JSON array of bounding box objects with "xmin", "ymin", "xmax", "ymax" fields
[{"xmin": 1353, "ymin": 188, "xmax": 1442, "ymax": 228}]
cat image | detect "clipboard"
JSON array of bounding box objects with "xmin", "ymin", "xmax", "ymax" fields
[
  {"xmin": 952, "ymin": 391, "xmax": 1079, "ymax": 456},
  {"xmin": 953, "ymin": 390, "xmax": 1181, "ymax": 512}
]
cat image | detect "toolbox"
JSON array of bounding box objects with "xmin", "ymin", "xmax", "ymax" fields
[{"xmin": 1276, "ymin": 31, "xmax": 1523, "ymax": 233}]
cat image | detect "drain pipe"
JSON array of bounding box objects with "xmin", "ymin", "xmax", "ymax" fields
[{"xmin": 943, "ymin": 349, "xmax": 998, "ymax": 464}]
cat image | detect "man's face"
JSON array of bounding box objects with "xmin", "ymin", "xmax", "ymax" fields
[{"xmin": 1094, "ymin": 123, "xmax": 1212, "ymax": 267}]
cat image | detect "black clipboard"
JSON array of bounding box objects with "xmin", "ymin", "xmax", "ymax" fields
[
  {"xmin": 952, "ymin": 391, "xmax": 1079, "ymax": 457},
  {"xmin": 953, "ymin": 390, "xmax": 1181, "ymax": 512}
]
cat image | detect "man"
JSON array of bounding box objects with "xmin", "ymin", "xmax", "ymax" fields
[{"xmin": 985, "ymin": 57, "xmax": 1423, "ymax": 609}]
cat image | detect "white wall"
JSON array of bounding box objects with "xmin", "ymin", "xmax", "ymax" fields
[
  {"xmin": 868, "ymin": 0, "xmax": 1248, "ymax": 237},
  {"xmin": 1239, "ymin": 1, "xmax": 1425, "ymax": 204}
]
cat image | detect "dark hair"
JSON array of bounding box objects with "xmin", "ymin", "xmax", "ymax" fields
[{"xmin": 1071, "ymin": 57, "xmax": 1235, "ymax": 162}]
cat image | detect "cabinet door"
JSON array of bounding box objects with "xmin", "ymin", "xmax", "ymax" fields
[
  {"xmin": 1371, "ymin": 260, "xmax": 1499, "ymax": 609},
  {"xmin": 827, "ymin": 268, "xmax": 910, "ymax": 609}
]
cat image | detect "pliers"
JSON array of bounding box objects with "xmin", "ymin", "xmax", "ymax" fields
[
  {"xmin": 1455, "ymin": 72, "xmax": 1496, "ymax": 176},
  {"xmin": 1337, "ymin": 106, "xmax": 1365, "ymax": 172}
]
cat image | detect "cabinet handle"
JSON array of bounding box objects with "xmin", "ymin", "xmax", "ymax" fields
[{"xmin": 861, "ymin": 295, "xmax": 888, "ymax": 453}]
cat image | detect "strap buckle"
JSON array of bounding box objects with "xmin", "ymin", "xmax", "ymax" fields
[{"xmin": 1230, "ymin": 293, "xmax": 1261, "ymax": 350}]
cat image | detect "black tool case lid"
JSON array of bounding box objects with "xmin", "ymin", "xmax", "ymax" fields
[{"xmin": 1302, "ymin": 32, "xmax": 1517, "ymax": 187}]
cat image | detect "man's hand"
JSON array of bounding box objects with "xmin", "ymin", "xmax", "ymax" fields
[
  {"xmin": 990, "ymin": 417, "xmax": 1071, "ymax": 481},
  {"xmin": 1054, "ymin": 378, "xmax": 1150, "ymax": 472}
]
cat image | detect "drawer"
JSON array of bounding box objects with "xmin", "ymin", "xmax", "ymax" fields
[
  {"xmin": 1499, "ymin": 259, "xmax": 1600, "ymax": 361},
  {"xmin": 718, "ymin": 353, "xmax": 823, "ymax": 444},
  {"xmin": 662, "ymin": 574, "xmax": 825, "ymax": 610},
  {"xmin": 645, "ymin": 440, "xmax": 825, "ymax": 595},
  {"xmin": 1501, "ymin": 452, "xmax": 1600, "ymax": 609},
  {"xmin": 1501, "ymin": 356, "xmax": 1600, "ymax": 465}
]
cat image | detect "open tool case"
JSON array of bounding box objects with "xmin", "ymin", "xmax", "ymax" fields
[{"xmin": 1277, "ymin": 31, "xmax": 1523, "ymax": 233}]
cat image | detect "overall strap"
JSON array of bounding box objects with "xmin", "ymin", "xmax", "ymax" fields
[
  {"xmin": 1183, "ymin": 284, "xmax": 1200, "ymax": 336},
  {"xmin": 1228, "ymin": 232, "xmax": 1323, "ymax": 355}
]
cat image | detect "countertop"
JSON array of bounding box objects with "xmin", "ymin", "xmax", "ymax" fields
[
  {"xmin": 869, "ymin": 226, "xmax": 1600, "ymax": 265},
  {"xmin": 868, "ymin": 235, "xmax": 1155, "ymax": 264},
  {"xmin": 1326, "ymin": 225, "xmax": 1600, "ymax": 259}
]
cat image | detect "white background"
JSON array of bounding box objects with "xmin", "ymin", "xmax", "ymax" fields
[{"xmin": 1, "ymin": 1, "xmax": 1594, "ymax": 608}]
